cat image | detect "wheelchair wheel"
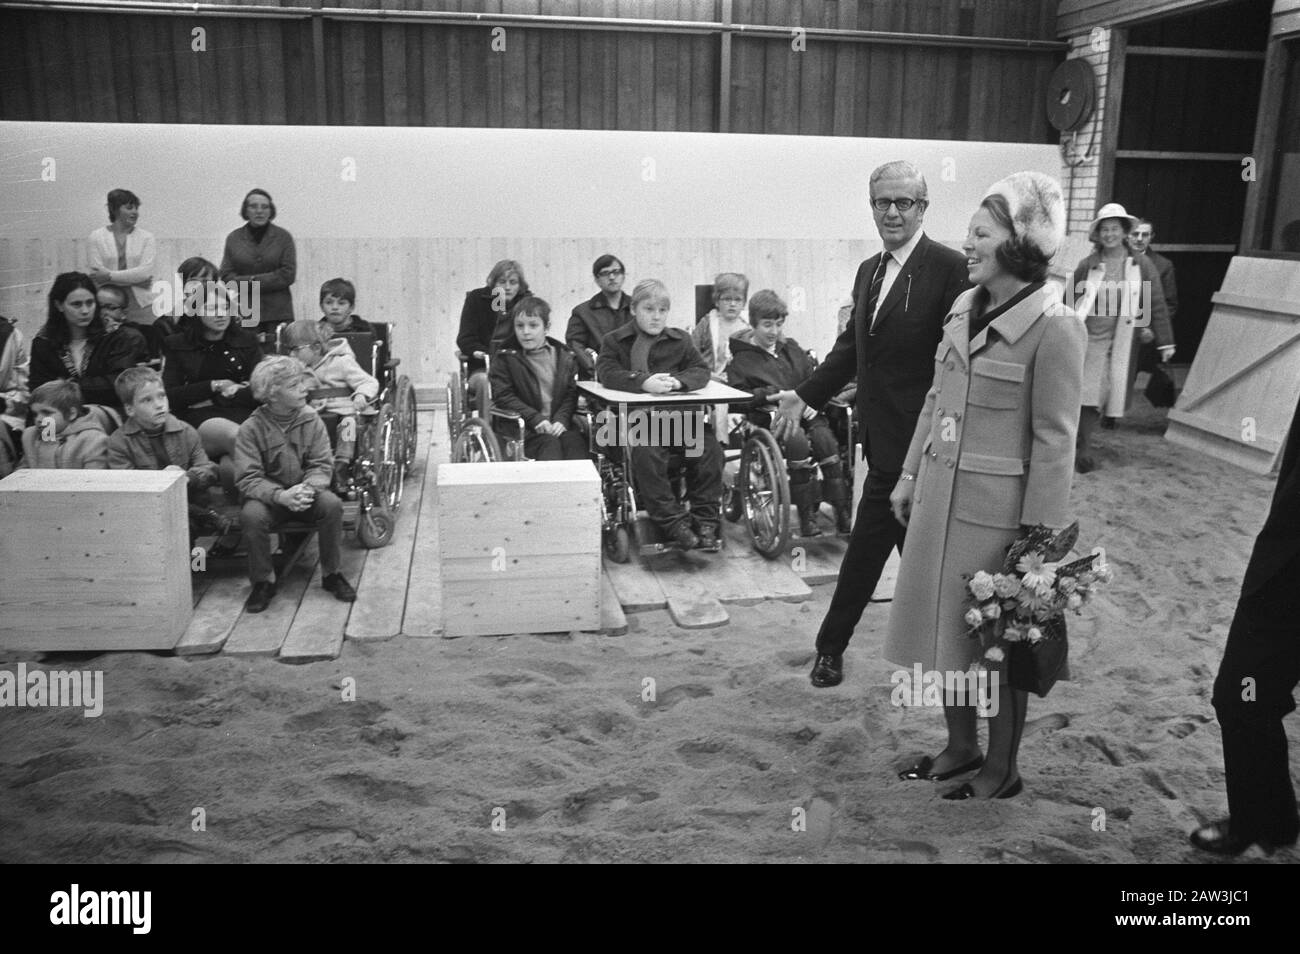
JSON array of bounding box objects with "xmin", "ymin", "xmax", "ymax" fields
[
  {"xmin": 445, "ymin": 373, "xmax": 462, "ymax": 445},
  {"xmin": 603, "ymin": 525, "xmax": 631, "ymax": 564},
  {"xmin": 450, "ymin": 416, "xmax": 501, "ymax": 463},
  {"xmin": 723, "ymin": 481, "xmax": 744, "ymax": 523},
  {"xmin": 741, "ymin": 428, "xmax": 791, "ymax": 560},
  {"xmin": 369, "ymin": 404, "xmax": 402, "ymax": 509},
  {"xmin": 395, "ymin": 375, "xmax": 418, "ymax": 472},
  {"xmin": 358, "ymin": 503, "xmax": 395, "ymax": 549}
]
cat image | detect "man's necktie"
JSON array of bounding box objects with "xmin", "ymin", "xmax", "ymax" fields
[{"xmin": 866, "ymin": 252, "xmax": 892, "ymax": 333}]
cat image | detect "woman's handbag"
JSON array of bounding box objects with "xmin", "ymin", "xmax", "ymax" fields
[
  {"xmin": 1144, "ymin": 366, "xmax": 1176, "ymax": 408},
  {"xmin": 1006, "ymin": 615, "xmax": 1069, "ymax": 698}
]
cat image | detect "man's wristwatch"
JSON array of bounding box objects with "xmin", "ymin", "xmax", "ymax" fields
[{"xmin": 899, "ymin": 472, "xmax": 916, "ymax": 481}]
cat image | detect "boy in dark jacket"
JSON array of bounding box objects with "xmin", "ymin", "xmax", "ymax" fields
[
  {"xmin": 233, "ymin": 355, "xmax": 356, "ymax": 614},
  {"xmin": 596, "ymin": 279, "xmax": 725, "ymax": 552},
  {"xmin": 566, "ymin": 254, "xmax": 632, "ymax": 379},
  {"xmin": 726, "ymin": 289, "xmax": 850, "ymax": 536},
  {"xmin": 108, "ymin": 367, "xmax": 219, "ymax": 492},
  {"xmin": 490, "ymin": 297, "xmax": 586, "ymax": 461}
]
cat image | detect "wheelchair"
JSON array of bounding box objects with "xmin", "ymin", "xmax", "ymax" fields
[
  {"xmin": 720, "ymin": 412, "xmax": 792, "ymax": 560},
  {"xmin": 445, "ymin": 350, "xmax": 503, "ymax": 462},
  {"xmin": 251, "ymin": 322, "xmax": 419, "ymax": 549},
  {"xmin": 584, "ymin": 387, "xmax": 786, "ymax": 563}
]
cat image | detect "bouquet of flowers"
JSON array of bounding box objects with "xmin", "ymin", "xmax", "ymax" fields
[{"xmin": 961, "ymin": 522, "xmax": 1111, "ymax": 697}]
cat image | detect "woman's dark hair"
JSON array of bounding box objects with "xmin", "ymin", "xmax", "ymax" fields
[
  {"xmin": 41, "ymin": 272, "xmax": 103, "ymax": 345},
  {"xmin": 106, "ymin": 189, "xmax": 141, "ymax": 223},
  {"xmin": 980, "ymin": 194, "xmax": 1051, "ymax": 284},
  {"xmin": 592, "ymin": 254, "xmax": 624, "ymax": 278},
  {"xmin": 240, "ymin": 188, "xmax": 277, "ymax": 222},
  {"xmin": 179, "ymin": 256, "xmax": 220, "ymax": 283}
]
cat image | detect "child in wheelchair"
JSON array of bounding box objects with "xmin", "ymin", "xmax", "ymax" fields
[
  {"xmin": 107, "ymin": 367, "xmax": 225, "ymax": 539},
  {"xmin": 489, "ymin": 296, "xmax": 586, "ymax": 461},
  {"xmin": 279, "ymin": 320, "xmax": 379, "ymax": 491},
  {"xmin": 318, "ymin": 277, "xmax": 373, "ymax": 336},
  {"xmin": 233, "ymin": 356, "xmax": 356, "ymax": 614},
  {"xmin": 725, "ymin": 289, "xmax": 851, "ymax": 537},
  {"xmin": 597, "ymin": 278, "xmax": 725, "ymax": 552}
]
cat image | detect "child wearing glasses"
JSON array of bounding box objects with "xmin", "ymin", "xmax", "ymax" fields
[
  {"xmin": 691, "ymin": 272, "xmax": 749, "ymax": 381},
  {"xmin": 566, "ymin": 254, "xmax": 632, "ymax": 378}
]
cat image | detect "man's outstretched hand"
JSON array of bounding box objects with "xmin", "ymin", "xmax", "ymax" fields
[{"xmin": 773, "ymin": 390, "xmax": 807, "ymax": 442}]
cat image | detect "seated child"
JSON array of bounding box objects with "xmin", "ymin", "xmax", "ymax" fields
[
  {"xmin": 489, "ymin": 296, "xmax": 586, "ymax": 461},
  {"xmin": 233, "ymin": 356, "xmax": 357, "ymax": 614},
  {"xmin": 317, "ymin": 277, "xmax": 373, "ymax": 336},
  {"xmin": 235, "ymin": 356, "xmax": 358, "ymax": 613},
  {"xmin": 597, "ymin": 278, "xmax": 725, "ymax": 552},
  {"xmin": 1, "ymin": 313, "xmax": 29, "ymax": 476},
  {"xmin": 726, "ymin": 289, "xmax": 851, "ymax": 537},
  {"xmin": 107, "ymin": 367, "xmax": 221, "ymax": 531},
  {"xmin": 691, "ymin": 272, "xmax": 750, "ymax": 381},
  {"xmin": 19, "ymin": 379, "xmax": 109, "ymax": 470},
  {"xmin": 279, "ymin": 319, "xmax": 379, "ymax": 490}
]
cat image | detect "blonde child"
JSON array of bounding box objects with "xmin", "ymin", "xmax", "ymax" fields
[{"xmin": 233, "ymin": 356, "xmax": 356, "ymax": 613}]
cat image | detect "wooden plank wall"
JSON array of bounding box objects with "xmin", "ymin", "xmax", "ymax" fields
[
  {"xmin": 0, "ymin": 1, "xmax": 1059, "ymax": 142},
  {"xmin": 0, "ymin": 234, "xmax": 892, "ymax": 390}
]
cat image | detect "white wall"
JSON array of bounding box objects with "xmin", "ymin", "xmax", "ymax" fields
[{"xmin": 0, "ymin": 122, "xmax": 1061, "ymax": 386}]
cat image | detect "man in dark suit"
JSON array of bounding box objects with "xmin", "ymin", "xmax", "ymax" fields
[
  {"xmin": 1130, "ymin": 219, "xmax": 1179, "ymax": 374},
  {"xmin": 775, "ymin": 160, "xmax": 970, "ymax": 688},
  {"xmin": 1191, "ymin": 391, "xmax": 1300, "ymax": 855}
]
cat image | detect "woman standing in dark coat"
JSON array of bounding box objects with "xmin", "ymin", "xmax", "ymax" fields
[
  {"xmin": 29, "ymin": 272, "xmax": 148, "ymax": 409},
  {"xmin": 220, "ymin": 188, "xmax": 297, "ymax": 334}
]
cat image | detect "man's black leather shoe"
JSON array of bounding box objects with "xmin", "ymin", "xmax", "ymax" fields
[
  {"xmin": 810, "ymin": 653, "xmax": 843, "ymax": 687},
  {"xmin": 1189, "ymin": 819, "xmax": 1298, "ymax": 856}
]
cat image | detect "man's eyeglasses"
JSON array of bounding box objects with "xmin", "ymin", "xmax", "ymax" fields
[
  {"xmin": 99, "ymin": 304, "xmax": 126, "ymax": 313},
  {"xmin": 872, "ymin": 197, "xmax": 921, "ymax": 213},
  {"xmin": 597, "ymin": 268, "xmax": 624, "ymax": 279}
]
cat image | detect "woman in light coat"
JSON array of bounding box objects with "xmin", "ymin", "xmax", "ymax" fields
[
  {"xmin": 88, "ymin": 188, "xmax": 157, "ymax": 325},
  {"xmin": 1070, "ymin": 203, "xmax": 1174, "ymax": 472},
  {"xmin": 887, "ymin": 172, "xmax": 1086, "ymax": 800}
]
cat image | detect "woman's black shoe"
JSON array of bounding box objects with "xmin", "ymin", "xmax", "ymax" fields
[
  {"xmin": 942, "ymin": 775, "xmax": 1023, "ymax": 800},
  {"xmin": 898, "ymin": 754, "xmax": 984, "ymax": 781},
  {"xmin": 1189, "ymin": 819, "xmax": 1299, "ymax": 856}
]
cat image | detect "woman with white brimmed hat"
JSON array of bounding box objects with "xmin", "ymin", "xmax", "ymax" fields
[
  {"xmin": 886, "ymin": 172, "xmax": 1085, "ymax": 800},
  {"xmin": 1070, "ymin": 202, "xmax": 1174, "ymax": 472}
]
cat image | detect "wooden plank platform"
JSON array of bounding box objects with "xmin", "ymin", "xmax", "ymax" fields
[
  {"xmin": 345, "ymin": 413, "xmax": 434, "ymax": 641},
  {"xmin": 222, "ymin": 538, "xmax": 317, "ymax": 656},
  {"xmin": 172, "ymin": 411, "xmax": 885, "ymax": 660},
  {"xmin": 598, "ymin": 572, "xmax": 627, "ymax": 636},
  {"xmin": 280, "ymin": 544, "xmax": 368, "ymax": 662},
  {"xmin": 401, "ymin": 409, "xmax": 448, "ymax": 637}
]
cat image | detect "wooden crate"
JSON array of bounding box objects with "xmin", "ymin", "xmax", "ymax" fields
[
  {"xmin": 0, "ymin": 469, "xmax": 191, "ymax": 651},
  {"xmin": 438, "ymin": 460, "xmax": 601, "ymax": 637}
]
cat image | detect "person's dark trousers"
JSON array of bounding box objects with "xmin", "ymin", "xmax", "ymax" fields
[
  {"xmin": 1211, "ymin": 579, "xmax": 1300, "ymax": 846},
  {"xmin": 814, "ymin": 468, "xmax": 905, "ymax": 656},
  {"xmin": 629, "ymin": 429, "xmax": 724, "ymax": 531},
  {"xmin": 524, "ymin": 429, "xmax": 588, "ymax": 461},
  {"xmin": 241, "ymin": 490, "xmax": 344, "ymax": 583}
]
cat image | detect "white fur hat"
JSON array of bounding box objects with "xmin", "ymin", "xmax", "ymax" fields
[{"xmin": 983, "ymin": 171, "xmax": 1067, "ymax": 259}]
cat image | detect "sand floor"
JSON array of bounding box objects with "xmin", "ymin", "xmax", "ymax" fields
[{"xmin": 1, "ymin": 401, "xmax": 1296, "ymax": 864}]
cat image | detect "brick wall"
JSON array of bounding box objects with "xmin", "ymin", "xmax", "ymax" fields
[{"xmin": 1058, "ymin": 28, "xmax": 1111, "ymax": 239}]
